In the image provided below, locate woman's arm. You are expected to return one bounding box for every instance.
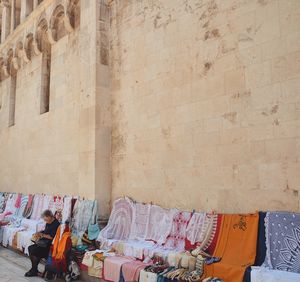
[40,234,53,240]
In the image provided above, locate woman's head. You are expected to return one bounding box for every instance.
[41,209,54,224]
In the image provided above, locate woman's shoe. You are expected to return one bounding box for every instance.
[25,270,38,277]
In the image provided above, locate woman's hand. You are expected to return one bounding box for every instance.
[40,234,53,240]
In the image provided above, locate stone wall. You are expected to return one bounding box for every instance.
[110,0,300,212]
[0,0,112,218]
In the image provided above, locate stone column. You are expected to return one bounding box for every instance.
[33,0,38,9]
[10,0,15,32]
[1,0,11,43]
[21,0,33,22]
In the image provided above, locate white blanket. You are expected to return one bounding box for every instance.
[251,266,300,282]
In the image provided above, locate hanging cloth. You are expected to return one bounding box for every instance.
[203,213,259,282]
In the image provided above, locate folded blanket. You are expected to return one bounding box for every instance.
[122,260,150,282]
[103,256,135,282]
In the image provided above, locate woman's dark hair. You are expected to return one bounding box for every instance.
[41,209,54,218]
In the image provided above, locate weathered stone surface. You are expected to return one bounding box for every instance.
[110,0,300,212]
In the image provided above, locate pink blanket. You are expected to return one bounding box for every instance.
[122,261,149,282]
[104,256,134,282]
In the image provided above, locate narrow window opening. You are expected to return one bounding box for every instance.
[9,75,17,127]
[15,0,21,28]
[26,0,34,17]
[40,48,51,114]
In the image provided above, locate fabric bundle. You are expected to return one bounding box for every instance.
[203,213,259,282]
[98,197,133,242]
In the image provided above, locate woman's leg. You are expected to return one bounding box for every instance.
[25,245,41,276]
[29,254,41,273]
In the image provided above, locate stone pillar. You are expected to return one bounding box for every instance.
[95,0,111,220]
[10,0,15,32]
[33,0,38,9]
[1,0,11,43]
[21,0,33,22]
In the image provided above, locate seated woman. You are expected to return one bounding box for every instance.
[25,209,60,277]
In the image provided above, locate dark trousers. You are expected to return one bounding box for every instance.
[28,244,50,272]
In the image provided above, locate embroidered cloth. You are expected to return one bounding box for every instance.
[146,205,175,245]
[98,197,133,241]
[164,210,191,251]
[263,212,300,273]
[130,202,151,241]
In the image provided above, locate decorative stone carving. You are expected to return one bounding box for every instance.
[0,0,80,79]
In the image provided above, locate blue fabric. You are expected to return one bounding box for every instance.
[255,212,267,266]
[243,212,266,282]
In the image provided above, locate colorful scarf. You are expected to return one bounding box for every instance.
[263,212,300,273]
[203,213,259,282]
[51,224,72,272]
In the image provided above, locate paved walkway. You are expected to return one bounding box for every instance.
[0,247,92,282]
[0,246,46,282]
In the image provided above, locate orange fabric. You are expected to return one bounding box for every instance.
[52,225,71,260]
[203,213,259,282]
